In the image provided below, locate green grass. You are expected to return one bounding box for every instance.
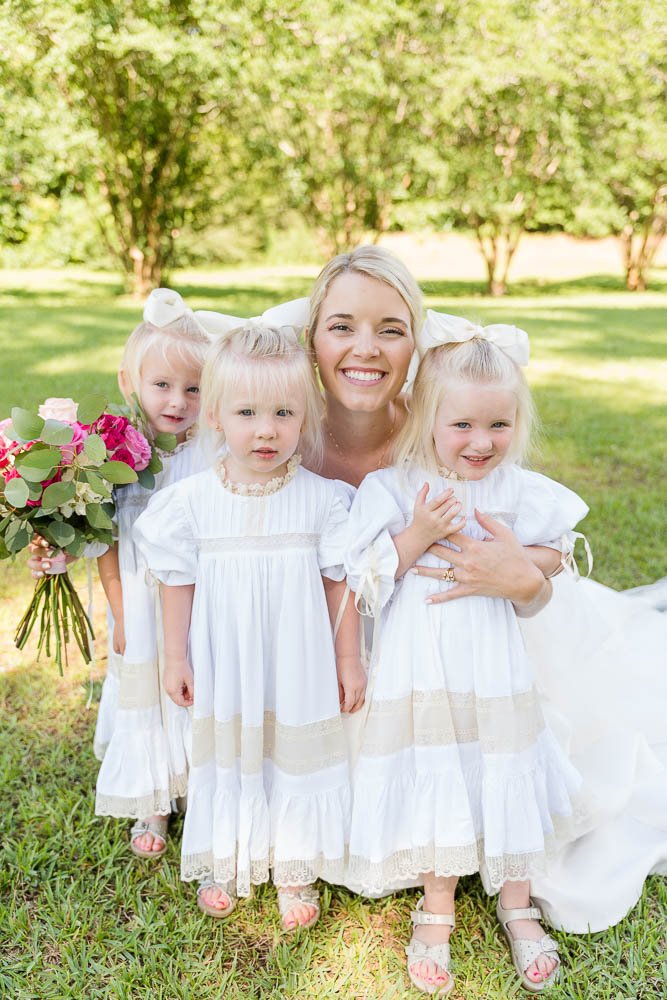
[1,267,666,998]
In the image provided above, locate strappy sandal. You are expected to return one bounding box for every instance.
[277,885,320,931]
[405,897,455,996]
[196,878,238,920]
[129,817,169,859]
[496,897,561,993]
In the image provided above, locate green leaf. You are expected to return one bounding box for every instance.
[99,461,138,485]
[40,419,74,446]
[47,521,76,547]
[4,477,30,508]
[6,526,30,553]
[14,448,60,482]
[83,470,112,499]
[83,434,107,465]
[41,481,76,509]
[64,528,87,556]
[136,468,156,490]
[77,394,107,425]
[10,408,44,442]
[152,432,177,452]
[27,482,43,501]
[85,503,114,530]
[147,452,164,474]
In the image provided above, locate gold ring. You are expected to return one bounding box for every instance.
[441,567,455,583]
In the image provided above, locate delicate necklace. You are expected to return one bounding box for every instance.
[325,407,397,471]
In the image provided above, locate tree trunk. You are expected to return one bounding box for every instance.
[129,246,162,298]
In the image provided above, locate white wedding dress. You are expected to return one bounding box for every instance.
[519,574,667,931]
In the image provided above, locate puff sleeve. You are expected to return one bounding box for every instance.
[513,470,589,551]
[133,484,198,586]
[344,471,405,616]
[318,480,356,581]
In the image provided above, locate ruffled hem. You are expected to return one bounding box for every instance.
[181,850,347,896]
[95,770,189,818]
[182,775,351,896]
[345,807,585,896]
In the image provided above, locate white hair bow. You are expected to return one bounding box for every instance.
[144,288,194,328]
[418,310,530,367]
[194,297,311,337]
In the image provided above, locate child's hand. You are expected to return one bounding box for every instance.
[337,655,367,714]
[27,535,75,579]
[112,619,126,656]
[411,484,464,546]
[164,657,194,707]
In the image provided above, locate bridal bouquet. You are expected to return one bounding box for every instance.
[0,395,175,673]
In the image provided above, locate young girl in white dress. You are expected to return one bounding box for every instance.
[345,312,589,994]
[133,323,364,930]
[94,289,212,859]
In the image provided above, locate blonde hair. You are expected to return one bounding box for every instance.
[393,338,538,473]
[120,315,212,421]
[306,245,423,350]
[200,323,324,467]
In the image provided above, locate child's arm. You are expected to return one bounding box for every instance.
[97,545,125,655]
[161,583,195,707]
[392,484,463,579]
[324,577,366,714]
[525,545,563,578]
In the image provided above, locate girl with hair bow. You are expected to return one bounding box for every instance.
[343,312,591,994]
[91,289,213,859]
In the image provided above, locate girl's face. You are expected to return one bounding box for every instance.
[137,345,201,443]
[312,271,414,413]
[433,382,517,480]
[211,385,306,485]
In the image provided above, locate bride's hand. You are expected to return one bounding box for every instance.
[411,510,551,615]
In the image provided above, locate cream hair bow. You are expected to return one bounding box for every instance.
[418,310,530,367]
[194,297,311,337]
[143,287,203,330]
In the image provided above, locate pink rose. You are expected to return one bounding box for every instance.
[60,421,88,463]
[93,414,151,471]
[0,419,21,472]
[39,398,79,423]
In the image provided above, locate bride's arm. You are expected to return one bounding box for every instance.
[411,510,553,617]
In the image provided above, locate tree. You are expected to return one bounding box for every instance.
[559,0,667,291]
[13,1,255,294]
[244,0,445,255]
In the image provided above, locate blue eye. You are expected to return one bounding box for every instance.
[187,386,200,394]
[276,408,293,417]
[492,421,509,429]
[454,422,470,429]
[239,408,254,416]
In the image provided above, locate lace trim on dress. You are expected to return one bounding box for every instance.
[95,770,188,820]
[216,454,301,496]
[181,849,347,897]
[360,688,545,757]
[198,533,320,554]
[346,819,583,895]
[190,711,346,774]
[437,465,467,482]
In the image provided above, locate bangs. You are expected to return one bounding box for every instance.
[120,318,212,405]
[224,351,309,409]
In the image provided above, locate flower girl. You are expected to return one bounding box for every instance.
[134,322,363,930]
[93,290,212,857]
[345,313,589,994]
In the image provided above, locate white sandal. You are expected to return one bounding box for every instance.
[277,885,320,931]
[129,817,168,859]
[496,897,560,992]
[196,878,238,919]
[405,897,455,996]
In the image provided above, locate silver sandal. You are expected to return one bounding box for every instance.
[405,897,455,996]
[277,885,320,931]
[496,897,560,992]
[196,878,238,920]
[129,817,168,859]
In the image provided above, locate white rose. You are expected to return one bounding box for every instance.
[38,397,78,423]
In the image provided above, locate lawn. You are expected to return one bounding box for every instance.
[0,268,666,999]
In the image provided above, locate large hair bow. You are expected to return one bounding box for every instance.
[194,297,311,337]
[418,310,530,367]
[144,287,202,329]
